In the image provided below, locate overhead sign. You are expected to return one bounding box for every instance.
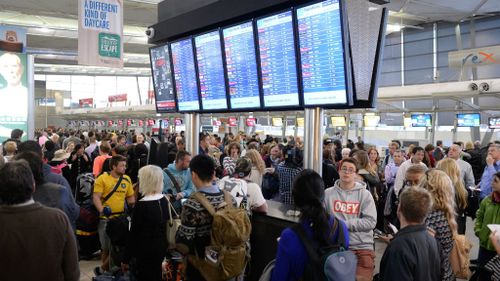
[0,26,27,53]
[228,117,238,127]
[79,98,94,107]
[449,46,500,68]
[0,51,28,142]
[108,93,127,102]
[246,118,256,127]
[78,0,123,68]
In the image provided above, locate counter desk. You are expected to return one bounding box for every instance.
[247,200,299,281]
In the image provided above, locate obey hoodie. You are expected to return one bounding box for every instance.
[324,180,377,250]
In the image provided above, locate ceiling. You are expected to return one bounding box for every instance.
[0,0,499,76]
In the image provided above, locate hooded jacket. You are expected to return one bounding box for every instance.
[324,180,377,250]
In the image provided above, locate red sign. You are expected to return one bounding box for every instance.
[108,94,127,103]
[138,120,144,127]
[148,90,155,99]
[127,119,133,126]
[117,120,123,126]
[228,117,237,127]
[175,118,182,126]
[79,98,93,108]
[147,119,155,126]
[246,118,256,127]
[107,120,114,126]
[212,120,221,126]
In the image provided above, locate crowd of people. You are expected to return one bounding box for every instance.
[1,126,500,281]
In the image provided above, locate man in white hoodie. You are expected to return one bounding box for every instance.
[324,158,377,281]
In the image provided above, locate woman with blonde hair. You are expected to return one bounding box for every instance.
[419,169,457,281]
[245,149,266,186]
[122,165,168,281]
[436,158,468,234]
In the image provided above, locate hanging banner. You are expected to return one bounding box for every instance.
[0,51,28,142]
[449,45,500,68]
[138,120,144,127]
[174,118,182,126]
[0,26,27,53]
[78,0,123,68]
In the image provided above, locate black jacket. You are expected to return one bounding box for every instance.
[379,224,441,281]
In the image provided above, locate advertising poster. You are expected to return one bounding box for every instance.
[0,26,27,53]
[0,51,28,142]
[78,0,123,67]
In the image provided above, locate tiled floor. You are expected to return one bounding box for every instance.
[79,257,100,281]
[79,218,480,280]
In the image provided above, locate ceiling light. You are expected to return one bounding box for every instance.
[39,27,51,33]
[386,23,402,34]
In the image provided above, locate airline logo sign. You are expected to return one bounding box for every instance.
[78,0,123,67]
[449,46,499,68]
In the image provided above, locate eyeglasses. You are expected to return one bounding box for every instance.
[340,167,356,174]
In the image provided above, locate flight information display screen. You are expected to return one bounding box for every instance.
[150,45,176,112]
[411,114,432,127]
[223,22,261,110]
[194,30,228,111]
[257,10,300,108]
[170,38,200,112]
[297,0,348,107]
[457,113,480,127]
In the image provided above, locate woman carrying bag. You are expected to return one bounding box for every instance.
[122,165,169,281]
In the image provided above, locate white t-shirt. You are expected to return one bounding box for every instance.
[218,176,266,213]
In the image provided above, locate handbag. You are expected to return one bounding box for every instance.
[166,196,181,247]
[450,234,472,279]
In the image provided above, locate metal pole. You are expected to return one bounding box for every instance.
[185,113,200,155]
[27,55,35,140]
[303,107,323,174]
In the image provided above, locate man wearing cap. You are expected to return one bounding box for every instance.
[218,157,267,214]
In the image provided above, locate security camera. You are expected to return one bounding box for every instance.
[468,83,478,91]
[480,82,490,92]
[145,27,155,39]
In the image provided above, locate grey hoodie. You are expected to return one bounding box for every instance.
[324,179,377,250]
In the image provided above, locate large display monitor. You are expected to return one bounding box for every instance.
[222,21,262,110]
[457,113,480,127]
[296,0,350,107]
[488,117,500,129]
[149,44,177,112]
[411,114,432,127]
[256,10,300,109]
[194,30,228,111]
[170,38,200,112]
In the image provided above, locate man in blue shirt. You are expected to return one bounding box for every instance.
[163,150,194,210]
[480,143,500,199]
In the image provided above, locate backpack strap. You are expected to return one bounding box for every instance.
[192,192,216,216]
[222,190,234,208]
[291,224,320,262]
[192,190,233,217]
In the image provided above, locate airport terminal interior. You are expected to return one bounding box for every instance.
[1,0,500,280]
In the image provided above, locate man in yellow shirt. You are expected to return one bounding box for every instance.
[92,155,135,275]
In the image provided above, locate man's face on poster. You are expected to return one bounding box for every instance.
[0,53,23,87]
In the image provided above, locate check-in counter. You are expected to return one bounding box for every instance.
[247,200,299,281]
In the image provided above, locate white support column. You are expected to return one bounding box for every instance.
[303,107,324,174]
[185,113,200,155]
